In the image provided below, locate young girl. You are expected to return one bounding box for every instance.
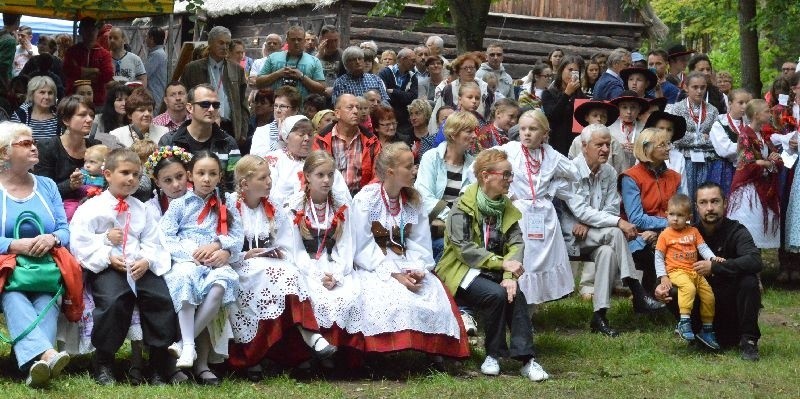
[285,151,360,358]
[351,142,468,362]
[143,146,191,222]
[160,151,243,385]
[227,154,335,378]
[433,82,487,148]
[709,89,752,196]
[499,110,577,304]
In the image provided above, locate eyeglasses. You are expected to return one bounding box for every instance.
[655,143,673,150]
[192,101,221,109]
[538,74,554,79]
[11,139,35,148]
[486,170,513,180]
[274,104,293,111]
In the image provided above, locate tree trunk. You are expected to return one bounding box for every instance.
[738,0,761,96]
[448,0,492,52]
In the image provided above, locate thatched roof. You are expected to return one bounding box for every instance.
[189,0,339,18]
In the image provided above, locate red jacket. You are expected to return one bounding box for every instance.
[620,162,681,219]
[0,247,84,322]
[62,43,113,106]
[313,123,381,193]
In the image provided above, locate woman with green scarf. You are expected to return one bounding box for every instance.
[436,148,549,382]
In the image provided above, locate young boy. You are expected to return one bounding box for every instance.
[477,98,519,150]
[69,148,179,385]
[655,194,724,350]
[609,90,649,172]
[568,100,626,174]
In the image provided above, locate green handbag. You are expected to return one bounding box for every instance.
[5,211,62,294]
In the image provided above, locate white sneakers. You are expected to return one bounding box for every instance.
[520,359,549,382]
[26,360,50,388]
[480,356,500,376]
[461,311,478,336]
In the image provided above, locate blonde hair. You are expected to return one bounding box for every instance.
[129,140,155,163]
[299,150,344,241]
[519,109,550,132]
[85,144,110,162]
[374,142,420,205]
[667,193,692,214]
[407,99,432,122]
[234,154,268,192]
[473,148,509,187]
[0,122,33,154]
[458,81,481,97]
[443,111,478,143]
[745,99,768,121]
[633,127,671,163]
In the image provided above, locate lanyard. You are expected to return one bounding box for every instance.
[308,200,331,260]
[121,212,131,260]
[523,146,543,201]
[621,122,635,144]
[687,99,706,133]
[380,185,405,255]
[211,63,224,92]
[726,114,741,136]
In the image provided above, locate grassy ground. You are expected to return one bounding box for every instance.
[2,252,799,398]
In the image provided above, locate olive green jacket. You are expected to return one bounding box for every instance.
[435,183,524,295]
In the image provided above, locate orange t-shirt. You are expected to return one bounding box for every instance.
[655,226,706,273]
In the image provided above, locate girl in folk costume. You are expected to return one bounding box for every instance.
[351,142,469,361]
[665,71,721,203]
[264,115,350,207]
[159,151,243,385]
[709,89,753,196]
[143,146,191,221]
[226,155,335,379]
[285,151,363,355]
[727,99,784,249]
[779,73,800,283]
[608,91,649,172]
[497,109,577,304]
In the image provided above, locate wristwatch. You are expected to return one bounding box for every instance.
[51,233,62,247]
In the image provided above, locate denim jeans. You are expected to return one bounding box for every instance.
[1,291,58,370]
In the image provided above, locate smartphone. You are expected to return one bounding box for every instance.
[571,71,580,81]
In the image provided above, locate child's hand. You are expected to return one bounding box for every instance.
[193,242,222,263]
[204,249,231,267]
[321,273,337,290]
[659,276,672,291]
[106,228,124,246]
[109,255,127,273]
[130,259,150,280]
[244,248,266,260]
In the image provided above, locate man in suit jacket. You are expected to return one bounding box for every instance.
[180,26,249,143]
[592,48,631,101]
[378,47,418,136]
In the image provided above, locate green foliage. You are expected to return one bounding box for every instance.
[368,0,451,29]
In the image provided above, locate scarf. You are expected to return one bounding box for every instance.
[476,187,506,227]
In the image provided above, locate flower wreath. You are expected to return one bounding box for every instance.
[144,146,193,178]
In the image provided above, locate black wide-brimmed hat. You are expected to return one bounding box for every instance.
[667,44,694,60]
[645,111,687,143]
[574,101,619,127]
[609,90,650,110]
[620,67,658,92]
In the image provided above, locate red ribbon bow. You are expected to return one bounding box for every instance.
[236,197,275,221]
[114,197,129,215]
[86,186,103,198]
[198,195,228,235]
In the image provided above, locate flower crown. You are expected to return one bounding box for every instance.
[144,146,192,178]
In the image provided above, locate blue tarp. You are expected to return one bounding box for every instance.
[1,15,74,36]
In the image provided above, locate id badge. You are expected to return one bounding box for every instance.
[690,150,705,163]
[526,208,545,240]
[394,259,419,273]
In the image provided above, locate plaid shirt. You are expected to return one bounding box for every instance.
[153,111,191,132]
[331,72,390,105]
[331,125,364,194]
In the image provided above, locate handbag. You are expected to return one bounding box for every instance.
[5,211,63,294]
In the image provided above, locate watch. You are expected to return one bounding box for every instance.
[51,233,62,247]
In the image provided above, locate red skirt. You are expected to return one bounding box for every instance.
[227,295,320,368]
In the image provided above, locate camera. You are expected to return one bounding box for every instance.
[279,77,298,87]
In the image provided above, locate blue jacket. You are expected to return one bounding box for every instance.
[593,71,624,101]
[413,141,476,220]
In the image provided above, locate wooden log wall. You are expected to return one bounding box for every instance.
[212,0,648,79]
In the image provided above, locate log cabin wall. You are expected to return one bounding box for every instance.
[211,0,647,79]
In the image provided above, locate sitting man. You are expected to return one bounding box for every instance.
[655,182,763,360]
[561,123,665,337]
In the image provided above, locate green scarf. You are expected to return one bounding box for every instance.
[476,187,506,227]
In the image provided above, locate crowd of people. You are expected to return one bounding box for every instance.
[1,11,797,389]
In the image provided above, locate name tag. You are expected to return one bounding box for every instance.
[526,208,545,240]
[690,150,705,163]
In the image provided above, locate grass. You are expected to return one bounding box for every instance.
[2,251,799,398]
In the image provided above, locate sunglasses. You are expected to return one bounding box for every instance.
[11,139,36,148]
[192,101,221,109]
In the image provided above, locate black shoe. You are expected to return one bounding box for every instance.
[151,369,190,386]
[94,364,115,386]
[127,366,144,386]
[740,338,760,361]
[194,369,220,386]
[246,365,264,383]
[590,313,619,337]
[632,295,666,313]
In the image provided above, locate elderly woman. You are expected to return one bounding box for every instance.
[619,127,682,292]
[430,52,494,133]
[350,142,468,364]
[251,85,301,157]
[264,115,350,207]
[109,88,169,147]
[33,95,99,219]
[666,71,721,203]
[10,76,61,141]
[436,149,548,381]
[415,111,477,262]
[407,98,435,160]
[542,55,587,155]
[0,122,72,388]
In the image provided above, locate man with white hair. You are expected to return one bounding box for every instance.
[332,46,389,105]
[425,35,449,66]
[560,124,664,337]
[592,48,631,101]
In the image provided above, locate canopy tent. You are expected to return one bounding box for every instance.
[13,16,74,35]
[0,0,174,20]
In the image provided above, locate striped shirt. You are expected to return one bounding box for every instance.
[443,162,463,206]
[331,125,363,195]
[10,103,60,141]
